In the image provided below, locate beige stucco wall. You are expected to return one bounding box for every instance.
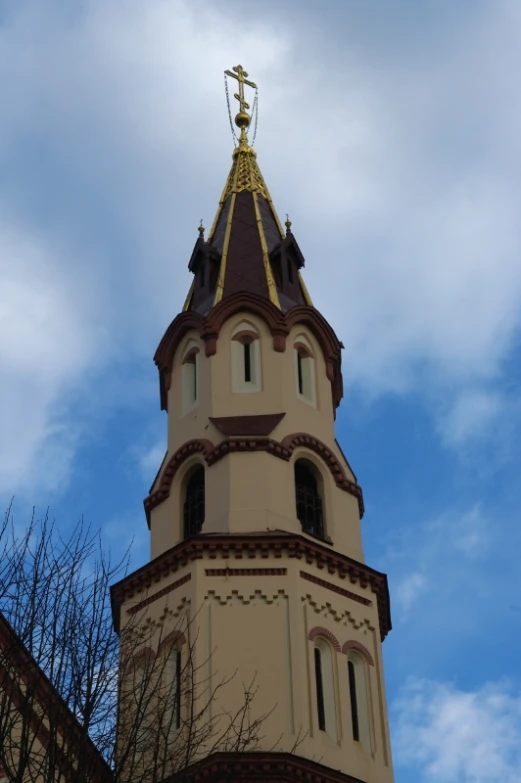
[150,313,363,563]
[118,551,393,783]
[134,308,393,782]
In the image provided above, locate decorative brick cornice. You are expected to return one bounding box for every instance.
[110,533,391,641]
[205,568,287,576]
[165,751,370,783]
[127,573,192,616]
[144,432,364,527]
[154,292,343,412]
[308,626,341,651]
[300,571,371,607]
[342,640,375,666]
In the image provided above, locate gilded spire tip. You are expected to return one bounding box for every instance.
[225,64,257,147]
[285,214,292,235]
[198,219,205,239]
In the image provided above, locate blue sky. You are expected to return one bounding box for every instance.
[1,1,521,780]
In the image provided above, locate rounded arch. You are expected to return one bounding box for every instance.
[231,318,261,343]
[294,457,326,538]
[158,630,187,655]
[143,440,213,528]
[203,292,288,355]
[307,626,341,652]
[294,335,314,358]
[342,640,375,666]
[282,433,364,517]
[182,464,205,539]
[180,337,201,363]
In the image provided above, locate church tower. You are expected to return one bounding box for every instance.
[112,66,394,783]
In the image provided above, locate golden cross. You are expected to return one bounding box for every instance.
[225,64,257,114]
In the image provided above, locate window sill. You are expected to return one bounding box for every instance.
[303,530,334,546]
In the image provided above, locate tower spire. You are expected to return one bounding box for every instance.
[184,65,312,315]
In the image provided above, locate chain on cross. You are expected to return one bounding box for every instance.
[224,65,257,115]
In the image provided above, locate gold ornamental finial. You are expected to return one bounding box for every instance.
[198,219,205,239]
[225,64,257,143]
[285,214,292,235]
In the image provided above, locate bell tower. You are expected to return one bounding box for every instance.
[112,66,394,783]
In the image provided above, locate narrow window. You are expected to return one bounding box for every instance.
[294,341,316,406]
[295,460,324,538]
[244,341,252,383]
[183,467,205,538]
[314,647,326,731]
[200,263,205,289]
[313,637,337,739]
[287,257,294,284]
[232,322,261,393]
[182,344,199,414]
[175,650,181,729]
[297,351,304,395]
[348,660,360,741]
[188,354,197,400]
[164,648,182,733]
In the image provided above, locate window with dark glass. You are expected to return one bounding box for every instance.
[183,467,205,538]
[295,460,324,538]
[297,351,304,395]
[314,647,326,731]
[200,263,205,288]
[175,650,181,729]
[348,660,360,742]
[243,340,252,383]
[287,257,294,284]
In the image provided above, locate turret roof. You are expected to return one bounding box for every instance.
[183,67,313,315]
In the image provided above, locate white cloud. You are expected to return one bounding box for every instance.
[1,0,521,489]
[138,442,166,484]
[393,678,521,783]
[0,215,103,493]
[394,572,427,616]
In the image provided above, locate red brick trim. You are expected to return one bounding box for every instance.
[308,626,341,652]
[169,750,369,783]
[111,533,391,640]
[294,341,313,357]
[231,330,259,343]
[282,434,364,516]
[182,346,199,364]
[144,440,213,527]
[130,646,155,665]
[209,413,285,437]
[342,640,375,666]
[158,630,187,654]
[300,571,372,607]
[205,568,287,576]
[127,573,191,615]
[144,432,364,525]
[154,292,343,412]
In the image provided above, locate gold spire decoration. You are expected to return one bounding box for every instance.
[224,65,256,146]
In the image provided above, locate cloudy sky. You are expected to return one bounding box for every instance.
[1,1,521,780]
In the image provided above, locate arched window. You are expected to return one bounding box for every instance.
[231,321,262,393]
[181,341,200,414]
[348,652,371,750]
[164,646,182,733]
[294,338,316,406]
[313,638,337,739]
[183,467,205,538]
[295,459,324,538]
